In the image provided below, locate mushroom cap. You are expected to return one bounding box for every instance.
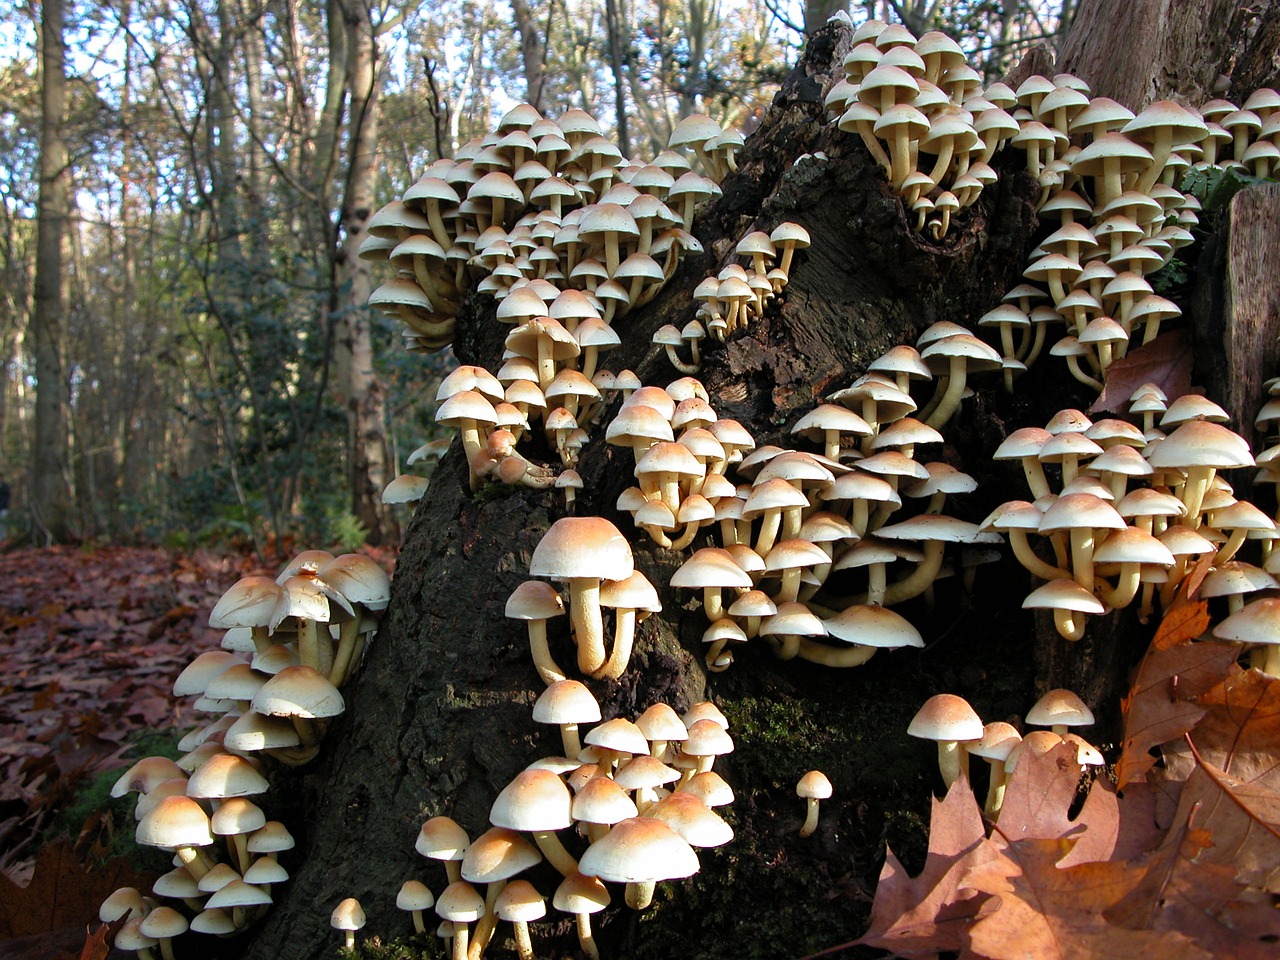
[1025,688,1095,728]
[647,791,733,847]
[554,872,611,914]
[532,679,602,725]
[1213,597,1280,646]
[1022,578,1107,614]
[577,817,700,883]
[490,768,573,832]
[136,795,213,849]
[331,897,367,932]
[907,693,983,742]
[966,721,1023,762]
[461,827,543,883]
[416,816,470,861]
[251,665,344,719]
[796,769,833,800]
[495,879,546,923]
[397,880,435,911]
[1145,419,1254,470]
[436,880,486,923]
[186,752,269,799]
[506,580,566,620]
[208,577,282,631]
[530,517,634,583]
[823,603,926,649]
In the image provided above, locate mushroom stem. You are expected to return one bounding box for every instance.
[569,580,607,674]
[923,356,969,429]
[624,880,657,910]
[575,913,601,960]
[469,883,504,960]
[1009,530,1072,581]
[799,797,822,837]
[533,830,580,877]
[983,762,1009,818]
[596,609,635,680]
[528,621,568,686]
[937,740,969,788]
[329,618,361,688]
[795,639,877,668]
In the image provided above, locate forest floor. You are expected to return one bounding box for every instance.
[0,544,394,960]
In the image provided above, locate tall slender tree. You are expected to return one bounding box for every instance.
[30,0,71,542]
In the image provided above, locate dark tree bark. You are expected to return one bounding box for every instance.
[30,0,71,543]
[242,5,1271,959]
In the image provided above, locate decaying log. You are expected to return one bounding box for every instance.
[1193,183,1280,473]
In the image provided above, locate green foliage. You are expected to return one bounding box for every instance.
[44,730,183,871]
[329,510,371,552]
[1181,164,1271,213]
[341,934,438,960]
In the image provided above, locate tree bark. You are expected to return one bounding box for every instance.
[510,0,549,110]
[30,0,72,543]
[333,0,396,547]
[1056,0,1272,108]
[243,5,1264,959]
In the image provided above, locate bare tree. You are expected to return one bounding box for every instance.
[30,0,71,542]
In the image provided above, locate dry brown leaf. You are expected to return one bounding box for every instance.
[1105,806,1280,959]
[1091,330,1194,415]
[854,777,998,956]
[0,838,156,939]
[1115,623,1238,789]
[960,837,1212,960]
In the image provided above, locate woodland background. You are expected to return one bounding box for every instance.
[7,1,1279,960]
[0,0,1070,552]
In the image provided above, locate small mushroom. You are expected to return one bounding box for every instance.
[330,897,366,951]
[796,770,833,837]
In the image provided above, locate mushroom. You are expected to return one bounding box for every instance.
[505,580,568,686]
[397,880,435,934]
[796,770,833,837]
[553,873,609,960]
[331,897,366,951]
[529,517,635,674]
[577,816,700,910]
[907,693,984,788]
[494,880,545,960]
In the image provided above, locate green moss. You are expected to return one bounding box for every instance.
[340,934,438,960]
[44,729,185,870]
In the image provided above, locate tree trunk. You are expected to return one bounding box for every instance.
[30,0,71,543]
[333,0,396,547]
[510,0,549,110]
[242,4,1271,959]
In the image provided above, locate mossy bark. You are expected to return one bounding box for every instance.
[242,8,1275,960]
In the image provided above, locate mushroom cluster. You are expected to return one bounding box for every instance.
[406,687,734,960]
[909,688,1099,819]
[596,359,1001,671]
[365,102,732,353]
[656,221,811,366]
[823,22,1280,396]
[99,550,390,953]
[969,81,1279,391]
[986,398,1266,638]
[826,21,1015,237]
[363,103,748,496]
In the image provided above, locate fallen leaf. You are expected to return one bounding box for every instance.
[853,777,998,956]
[1091,330,1194,415]
[960,836,1212,960]
[0,835,156,938]
[1105,804,1280,959]
[1115,617,1238,790]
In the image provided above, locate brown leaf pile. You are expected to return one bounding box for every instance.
[0,547,255,883]
[851,596,1280,959]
